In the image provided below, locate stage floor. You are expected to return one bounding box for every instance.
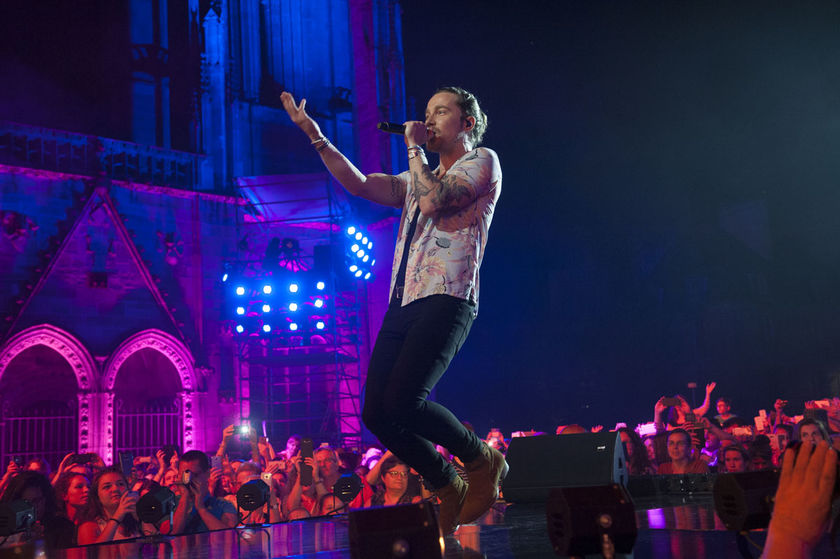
[51,497,833,558]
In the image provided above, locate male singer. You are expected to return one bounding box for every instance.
[280,87,504,534]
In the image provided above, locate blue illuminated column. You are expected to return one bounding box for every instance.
[130,0,171,147]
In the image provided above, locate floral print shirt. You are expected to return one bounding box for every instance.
[389,147,502,314]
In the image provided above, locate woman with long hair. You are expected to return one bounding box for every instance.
[53,472,90,546]
[618,427,655,476]
[77,467,140,545]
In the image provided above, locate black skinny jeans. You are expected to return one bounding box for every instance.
[362,294,484,490]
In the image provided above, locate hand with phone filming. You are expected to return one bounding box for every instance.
[114,491,139,522]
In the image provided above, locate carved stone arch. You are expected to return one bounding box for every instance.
[0,324,96,452]
[103,329,196,392]
[0,324,96,390]
[102,330,198,460]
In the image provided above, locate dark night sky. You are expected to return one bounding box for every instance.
[5,0,840,437]
[401,0,840,434]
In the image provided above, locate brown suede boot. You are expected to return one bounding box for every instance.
[436,474,468,535]
[460,442,509,524]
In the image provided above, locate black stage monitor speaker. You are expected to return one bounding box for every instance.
[502,432,628,503]
[546,484,637,556]
[713,470,779,532]
[348,502,443,559]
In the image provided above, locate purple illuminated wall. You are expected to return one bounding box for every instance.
[0,0,407,465]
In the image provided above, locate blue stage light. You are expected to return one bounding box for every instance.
[263,324,271,333]
[235,324,244,333]
[314,298,324,308]
[289,283,299,293]
[262,304,270,313]
[289,303,298,312]
[236,286,246,296]
[263,285,272,294]
[290,323,298,331]
[316,281,326,290]
[316,321,325,330]
[364,272,371,280]
[236,306,245,315]
[343,224,374,281]
[222,273,229,282]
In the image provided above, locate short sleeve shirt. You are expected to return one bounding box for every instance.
[390,147,502,313]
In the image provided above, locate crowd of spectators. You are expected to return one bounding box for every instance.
[1,383,838,554]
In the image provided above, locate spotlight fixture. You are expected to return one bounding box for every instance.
[137,486,176,524]
[0,500,35,536]
[236,480,270,512]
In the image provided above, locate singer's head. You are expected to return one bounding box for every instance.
[431,86,487,148]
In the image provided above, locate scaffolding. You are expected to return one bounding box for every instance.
[231,173,366,449]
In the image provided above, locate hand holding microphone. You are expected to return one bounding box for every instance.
[378,121,429,148]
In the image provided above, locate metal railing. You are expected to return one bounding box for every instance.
[114,399,183,460]
[0,403,78,471]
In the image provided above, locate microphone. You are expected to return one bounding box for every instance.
[377,122,406,135]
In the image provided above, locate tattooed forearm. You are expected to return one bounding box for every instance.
[434,176,472,210]
[412,165,472,212]
[411,167,435,204]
